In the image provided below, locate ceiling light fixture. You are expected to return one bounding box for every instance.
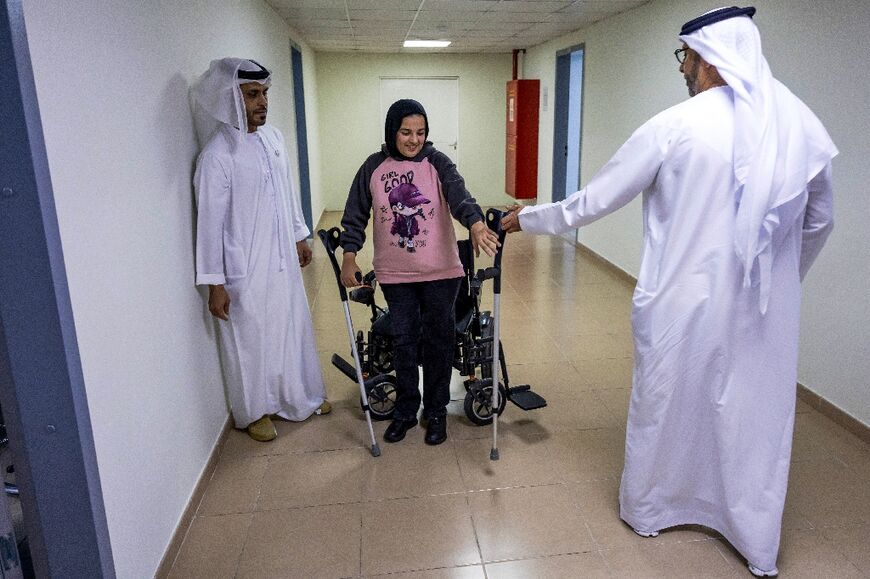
[403,40,451,48]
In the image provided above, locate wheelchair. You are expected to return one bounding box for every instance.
[318,210,546,425]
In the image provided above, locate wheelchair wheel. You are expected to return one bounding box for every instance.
[370,344,394,375]
[464,381,507,426]
[364,375,397,421]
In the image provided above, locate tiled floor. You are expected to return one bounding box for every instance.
[168,212,870,578]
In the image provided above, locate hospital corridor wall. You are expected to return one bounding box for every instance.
[19,0,322,576]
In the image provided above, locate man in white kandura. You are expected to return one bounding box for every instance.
[192,58,330,442]
[502,7,836,577]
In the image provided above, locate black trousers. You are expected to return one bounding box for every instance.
[380,277,461,421]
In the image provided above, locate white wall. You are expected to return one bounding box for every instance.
[314,52,514,210]
[524,0,870,426]
[21,1,321,577]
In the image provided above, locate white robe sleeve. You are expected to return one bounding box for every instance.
[799,162,834,280]
[520,121,667,235]
[194,152,231,286]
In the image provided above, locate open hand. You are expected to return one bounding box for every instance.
[470,220,500,257]
[501,205,524,233]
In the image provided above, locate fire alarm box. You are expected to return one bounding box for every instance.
[505,79,540,200]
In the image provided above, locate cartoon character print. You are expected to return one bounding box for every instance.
[388,182,431,253]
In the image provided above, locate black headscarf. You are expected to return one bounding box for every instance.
[384,99,429,158]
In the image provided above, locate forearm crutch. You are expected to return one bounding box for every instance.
[485,209,508,461]
[317,228,381,457]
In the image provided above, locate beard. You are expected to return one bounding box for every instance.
[684,65,699,97]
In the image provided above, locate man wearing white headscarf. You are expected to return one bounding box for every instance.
[192,58,329,442]
[501,6,836,576]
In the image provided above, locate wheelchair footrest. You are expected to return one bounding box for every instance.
[507,385,547,411]
[331,354,358,382]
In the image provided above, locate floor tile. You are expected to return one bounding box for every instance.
[570,357,634,390]
[177,211,870,579]
[503,391,615,432]
[716,528,864,578]
[545,429,625,482]
[468,484,596,562]
[788,457,870,527]
[219,428,283,460]
[455,434,561,490]
[603,540,739,578]
[196,455,269,516]
[499,332,568,365]
[270,404,372,453]
[367,564,486,578]
[820,524,870,575]
[362,442,465,500]
[795,411,870,471]
[361,495,480,575]
[594,387,631,424]
[504,362,592,396]
[485,552,610,578]
[236,504,362,579]
[558,332,633,362]
[168,513,250,579]
[256,448,365,510]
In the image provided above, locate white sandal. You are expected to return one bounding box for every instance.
[747,563,778,577]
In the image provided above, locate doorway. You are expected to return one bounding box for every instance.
[1,1,114,576]
[379,77,460,167]
[551,44,585,203]
[290,42,313,235]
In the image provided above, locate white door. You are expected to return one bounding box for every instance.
[379,77,460,167]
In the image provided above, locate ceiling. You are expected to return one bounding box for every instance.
[266,0,650,53]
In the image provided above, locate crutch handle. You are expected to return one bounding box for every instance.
[317,227,349,301]
[484,209,507,294]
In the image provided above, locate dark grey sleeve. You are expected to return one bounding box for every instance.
[429,150,484,229]
[339,153,383,253]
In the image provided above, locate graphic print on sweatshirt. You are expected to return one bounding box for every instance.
[369,157,462,284]
[388,182,431,252]
[376,168,437,254]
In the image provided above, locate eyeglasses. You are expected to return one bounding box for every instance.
[674,47,689,64]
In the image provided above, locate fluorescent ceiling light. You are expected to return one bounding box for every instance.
[404,40,451,48]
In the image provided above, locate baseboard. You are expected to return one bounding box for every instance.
[574,241,870,445]
[153,414,232,579]
[574,242,640,287]
[797,384,870,445]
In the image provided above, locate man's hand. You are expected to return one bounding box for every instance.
[296,240,312,268]
[340,252,363,287]
[470,220,500,257]
[501,205,524,234]
[208,284,230,321]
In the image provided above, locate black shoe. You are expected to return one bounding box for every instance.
[424,415,447,445]
[384,417,418,443]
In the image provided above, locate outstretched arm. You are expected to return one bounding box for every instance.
[519,121,666,236]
